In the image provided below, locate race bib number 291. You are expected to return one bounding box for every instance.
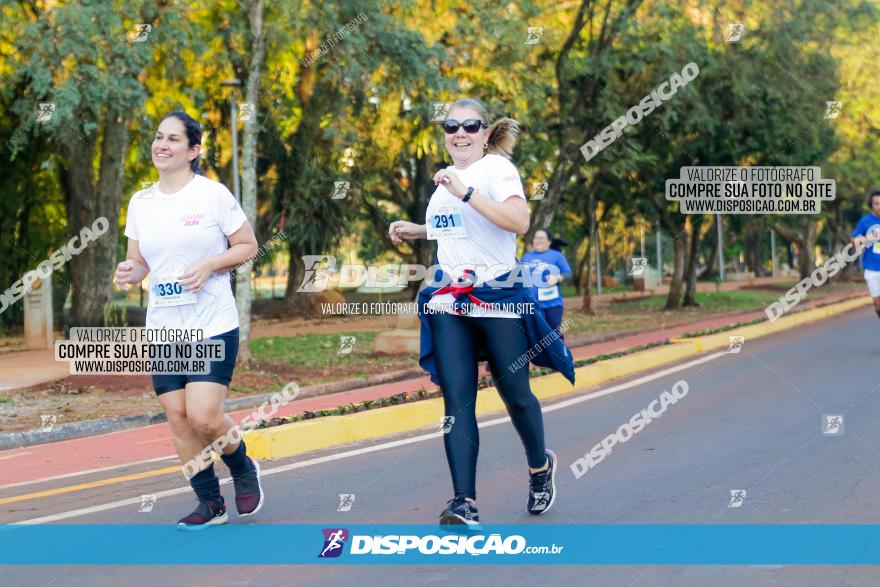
[427,206,467,240]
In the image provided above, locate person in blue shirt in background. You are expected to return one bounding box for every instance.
[851,190,880,318]
[522,228,572,338]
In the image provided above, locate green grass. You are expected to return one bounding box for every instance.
[559,284,630,297]
[679,317,767,338]
[614,289,782,311]
[251,331,408,369]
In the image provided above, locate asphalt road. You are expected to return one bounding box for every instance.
[3,305,880,585]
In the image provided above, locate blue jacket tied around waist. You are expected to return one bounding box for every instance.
[416,270,576,387]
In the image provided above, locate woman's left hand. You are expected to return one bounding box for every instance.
[432,169,467,199]
[178,258,216,293]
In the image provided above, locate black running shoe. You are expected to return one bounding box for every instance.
[177,499,228,530]
[439,496,482,530]
[527,449,557,515]
[233,457,264,517]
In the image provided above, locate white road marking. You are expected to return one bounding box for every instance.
[0,451,34,461]
[0,455,177,491]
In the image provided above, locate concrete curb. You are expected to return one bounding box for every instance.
[0,412,169,452]
[243,296,871,460]
[0,367,424,450]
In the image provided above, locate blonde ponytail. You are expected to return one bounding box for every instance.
[486,117,521,160]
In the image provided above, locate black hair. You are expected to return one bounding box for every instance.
[534,227,566,252]
[869,190,880,208]
[534,228,553,241]
[159,111,205,176]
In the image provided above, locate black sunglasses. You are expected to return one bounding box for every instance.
[443,118,487,134]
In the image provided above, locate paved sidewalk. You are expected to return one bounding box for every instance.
[0,288,862,487]
[0,349,69,392]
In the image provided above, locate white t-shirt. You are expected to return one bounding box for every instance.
[425,153,525,318]
[124,175,248,338]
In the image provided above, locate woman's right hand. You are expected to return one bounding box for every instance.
[114,260,135,290]
[388,220,424,243]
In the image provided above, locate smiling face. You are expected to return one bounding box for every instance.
[444,106,490,168]
[152,116,200,174]
[532,230,551,252]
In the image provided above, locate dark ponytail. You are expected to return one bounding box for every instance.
[536,227,567,252]
[160,111,206,176]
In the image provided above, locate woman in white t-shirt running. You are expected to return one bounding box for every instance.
[389,99,559,528]
[114,112,263,530]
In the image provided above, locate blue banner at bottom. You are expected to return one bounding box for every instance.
[0,524,878,565]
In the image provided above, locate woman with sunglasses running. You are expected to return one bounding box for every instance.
[389,98,575,528]
[115,111,264,529]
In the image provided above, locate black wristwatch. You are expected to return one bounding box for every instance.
[462,187,475,202]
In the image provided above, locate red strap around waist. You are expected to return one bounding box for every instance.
[430,271,490,313]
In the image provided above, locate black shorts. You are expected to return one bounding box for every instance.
[151,327,239,395]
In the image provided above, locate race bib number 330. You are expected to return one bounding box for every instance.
[151,279,196,308]
[427,206,467,240]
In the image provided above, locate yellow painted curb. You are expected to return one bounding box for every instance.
[244,295,871,461]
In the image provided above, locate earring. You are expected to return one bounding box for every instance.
[483,143,488,152]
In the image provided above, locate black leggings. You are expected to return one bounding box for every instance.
[428,311,547,500]
[540,305,565,341]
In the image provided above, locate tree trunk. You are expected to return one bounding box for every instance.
[533,0,644,236]
[665,233,686,309]
[405,155,435,300]
[52,278,69,332]
[682,215,702,306]
[649,193,685,310]
[797,221,818,278]
[284,242,316,314]
[569,234,587,294]
[581,191,596,315]
[235,0,266,364]
[64,109,129,327]
[746,225,760,274]
[276,72,332,314]
[580,242,594,315]
[528,156,576,241]
[772,220,818,279]
[2,192,34,328]
[703,216,718,279]
[829,204,860,278]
